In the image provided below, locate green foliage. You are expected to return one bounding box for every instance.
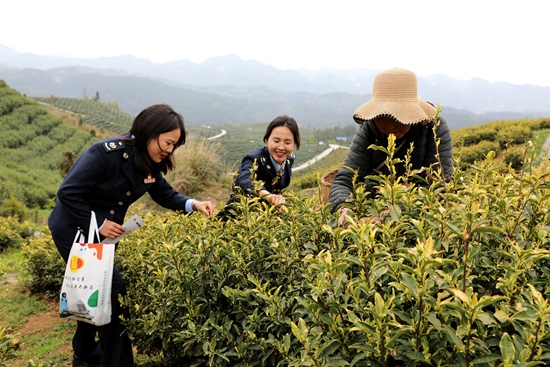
[26,360,44,367]
[20,134,550,365]
[34,96,134,134]
[117,197,335,366]
[0,217,34,251]
[0,327,18,367]
[452,118,549,149]
[495,125,531,148]
[0,196,26,220]
[504,149,525,170]
[291,171,321,190]
[20,229,65,295]
[0,82,97,208]
[114,140,550,366]
[455,140,500,166]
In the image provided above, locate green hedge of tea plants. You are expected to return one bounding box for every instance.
[23,141,550,366]
[116,149,550,366]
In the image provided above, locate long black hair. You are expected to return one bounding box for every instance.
[263,115,301,150]
[125,104,186,175]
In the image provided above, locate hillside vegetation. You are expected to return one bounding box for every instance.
[5,62,550,130]
[452,118,550,169]
[34,96,134,134]
[0,80,96,208]
[2,76,550,216]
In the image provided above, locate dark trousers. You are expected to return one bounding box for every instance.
[52,232,134,367]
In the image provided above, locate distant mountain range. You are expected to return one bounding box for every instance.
[1,44,549,129]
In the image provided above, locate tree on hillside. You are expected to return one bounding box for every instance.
[59,150,77,177]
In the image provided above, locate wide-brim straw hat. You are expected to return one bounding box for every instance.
[353,68,437,125]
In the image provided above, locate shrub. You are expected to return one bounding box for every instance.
[290,171,320,190]
[113,146,550,366]
[0,217,34,251]
[117,196,334,366]
[504,149,524,170]
[22,137,550,366]
[0,327,18,366]
[20,229,65,295]
[496,125,531,148]
[165,139,226,197]
[455,140,500,166]
[0,196,26,220]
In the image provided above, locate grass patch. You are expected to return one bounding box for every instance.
[13,322,74,366]
[0,294,47,328]
[0,247,29,284]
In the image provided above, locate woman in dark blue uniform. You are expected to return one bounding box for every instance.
[48,104,214,367]
[220,115,300,218]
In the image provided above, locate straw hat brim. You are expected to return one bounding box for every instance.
[353,97,437,125]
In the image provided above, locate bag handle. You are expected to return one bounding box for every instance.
[72,211,101,244]
[88,211,101,243]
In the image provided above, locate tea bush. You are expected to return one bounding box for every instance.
[495,125,531,148]
[20,228,65,295]
[22,138,550,366]
[0,327,18,366]
[0,216,35,251]
[114,142,550,366]
[454,140,500,166]
[452,118,550,149]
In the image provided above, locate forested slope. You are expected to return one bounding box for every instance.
[0,80,96,208]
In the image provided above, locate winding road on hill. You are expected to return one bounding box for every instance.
[207,129,227,140]
[293,144,349,171]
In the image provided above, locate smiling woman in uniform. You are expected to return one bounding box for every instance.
[218,115,301,220]
[48,103,214,367]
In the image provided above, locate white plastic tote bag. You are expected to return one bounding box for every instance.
[59,211,114,326]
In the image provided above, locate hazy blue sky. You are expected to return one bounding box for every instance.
[2,0,548,86]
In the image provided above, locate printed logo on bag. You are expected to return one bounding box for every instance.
[88,290,99,307]
[87,243,105,260]
[69,255,85,273]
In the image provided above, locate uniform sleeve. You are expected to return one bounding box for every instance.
[329,124,373,211]
[148,175,192,212]
[56,143,109,232]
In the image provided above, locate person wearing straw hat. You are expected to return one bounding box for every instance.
[328,67,453,224]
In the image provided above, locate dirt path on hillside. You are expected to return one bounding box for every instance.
[293,144,349,171]
[536,131,550,162]
[207,129,227,140]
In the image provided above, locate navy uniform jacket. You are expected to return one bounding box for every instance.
[226,146,294,205]
[48,133,191,258]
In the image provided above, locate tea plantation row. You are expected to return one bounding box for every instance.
[20,144,550,366]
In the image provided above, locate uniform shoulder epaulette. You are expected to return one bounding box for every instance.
[102,139,125,152]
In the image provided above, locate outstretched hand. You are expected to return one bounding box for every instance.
[194,200,214,217]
